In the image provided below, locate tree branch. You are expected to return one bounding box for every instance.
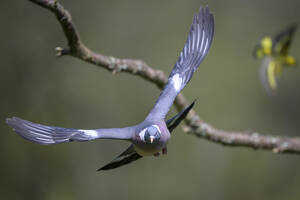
[28,0,300,154]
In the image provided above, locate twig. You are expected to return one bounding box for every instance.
[28,0,300,154]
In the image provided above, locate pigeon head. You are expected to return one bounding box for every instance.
[144,125,161,144]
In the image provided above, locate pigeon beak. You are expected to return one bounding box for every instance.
[150,136,155,144]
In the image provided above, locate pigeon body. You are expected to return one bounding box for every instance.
[132,120,170,156]
[98,101,195,171]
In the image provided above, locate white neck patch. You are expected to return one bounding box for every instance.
[139,128,147,142]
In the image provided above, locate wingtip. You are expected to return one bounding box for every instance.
[6,117,17,126]
[6,117,25,127]
[201,5,212,14]
[192,98,198,104]
[196,5,212,17]
[5,117,11,124]
[188,100,196,110]
[97,164,112,171]
[97,166,110,172]
[204,5,210,12]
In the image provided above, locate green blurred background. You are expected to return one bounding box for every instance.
[1,0,300,199]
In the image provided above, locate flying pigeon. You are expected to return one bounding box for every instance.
[6,6,214,170]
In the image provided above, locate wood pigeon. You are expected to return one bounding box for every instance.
[6,6,214,170]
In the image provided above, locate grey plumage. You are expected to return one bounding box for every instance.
[146,6,214,121]
[6,117,134,144]
[170,7,214,84]
[6,6,214,171]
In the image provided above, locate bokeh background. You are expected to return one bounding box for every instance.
[1,0,300,199]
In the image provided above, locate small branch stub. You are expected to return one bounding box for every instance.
[55,47,70,57]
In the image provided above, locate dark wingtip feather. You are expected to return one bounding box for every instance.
[97,152,142,171]
[166,100,196,133]
[191,98,197,106]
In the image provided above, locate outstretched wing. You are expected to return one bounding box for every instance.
[273,24,297,56]
[97,102,195,171]
[259,56,282,95]
[6,117,134,145]
[146,6,214,121]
